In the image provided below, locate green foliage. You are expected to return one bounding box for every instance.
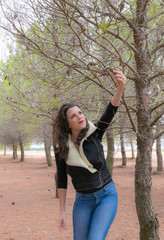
[99,19,108,32]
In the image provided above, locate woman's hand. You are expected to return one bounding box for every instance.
[111,68,126,106]
[58,189,67,231]
[113,68,126,91]
[58,211,68,231]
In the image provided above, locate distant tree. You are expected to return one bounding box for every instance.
[106,126,115,175]
[119,113,127,166]
[156,121,163,171]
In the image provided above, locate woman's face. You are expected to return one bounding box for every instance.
[66,106,86,133]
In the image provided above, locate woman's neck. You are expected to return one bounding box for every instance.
[71,130,80,140]
[71,131,80,145]
[71,134,78,143]
[71,133,80,149]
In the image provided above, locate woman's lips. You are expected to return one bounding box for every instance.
[79,120,84,124]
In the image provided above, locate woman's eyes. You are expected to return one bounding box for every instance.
[71,112,83,118]
[71,114,76,119]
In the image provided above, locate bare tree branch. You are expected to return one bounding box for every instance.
[148,10,164,22]
[151,100,164,112]
[153,130,164,141]
[150,109,164,127]
[151,42,164,55]
[148,72,164,81]
[105,0,137,32]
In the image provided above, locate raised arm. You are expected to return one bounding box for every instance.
[95,69,126,140]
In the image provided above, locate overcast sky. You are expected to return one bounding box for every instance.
[0,6,12,61]
[0,0,31,61]
[0,34,9,60]
[0,18,9,60]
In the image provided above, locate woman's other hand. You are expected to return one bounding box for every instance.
[111,68,126,106]
[58,212,68,231]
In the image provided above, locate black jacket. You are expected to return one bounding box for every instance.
[55,102,118,193]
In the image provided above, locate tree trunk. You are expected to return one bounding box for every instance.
[44,141,52,166]
[120,131,126,166]
[135,126,159,240]
[4,145,6,155]
[120,114,126,166]
[133,1,159,239]
[13,142,17,159]
[19,135,24,162]
[130,139,135,159]
[156,124,163,171]
[106,126,114,175]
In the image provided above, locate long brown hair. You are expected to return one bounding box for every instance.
[53,103,89,160]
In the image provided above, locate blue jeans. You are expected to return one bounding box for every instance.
[73,181,118,240]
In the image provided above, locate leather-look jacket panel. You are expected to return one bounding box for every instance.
[67,165,111,192]
[82,134,105,171]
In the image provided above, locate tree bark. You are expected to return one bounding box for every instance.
[156,137,163,171]
[106,126,114,175]
[4,145,6,155]
[120,114,126,166]
[120,133,126,166]
[44,141,52,166]
[130,139,135,159]
[134,1,159,239]
[156,123,163,171]
[19,135,24,162]
[135,126,159,240]
[13,142,17,159]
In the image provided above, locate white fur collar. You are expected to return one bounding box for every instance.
[67,120,97,173]
[86,120,97,137]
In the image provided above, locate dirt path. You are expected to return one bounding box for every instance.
[0,152,164,240]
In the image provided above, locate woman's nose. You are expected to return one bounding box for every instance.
[77,114,82,119]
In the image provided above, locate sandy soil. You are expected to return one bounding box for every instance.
[0,151,164,240]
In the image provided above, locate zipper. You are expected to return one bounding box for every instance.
[98,171,102,185]
[91,136,103,185]
[91,136,103,165]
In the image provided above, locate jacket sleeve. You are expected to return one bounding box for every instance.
[94,102,118,141]
[55,151,68,189]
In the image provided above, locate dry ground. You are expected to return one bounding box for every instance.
[0,151,164,240]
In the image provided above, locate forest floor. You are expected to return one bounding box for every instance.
[0,151,164,240]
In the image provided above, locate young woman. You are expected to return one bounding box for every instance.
[54,68,126,240]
